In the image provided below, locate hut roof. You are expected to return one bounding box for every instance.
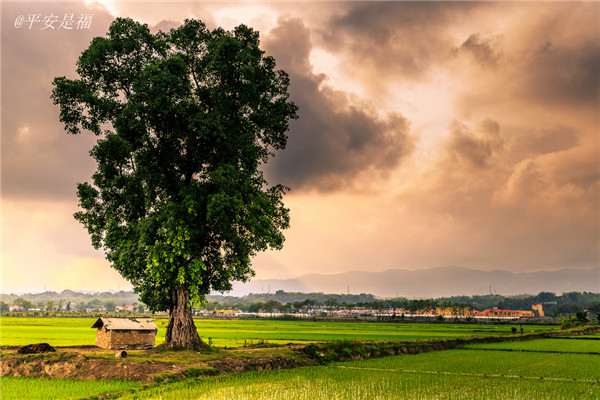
[91,317,158,331]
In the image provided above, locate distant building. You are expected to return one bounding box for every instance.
[475,308,535,319]
[488,309,522,318]
[435,307,472,317]
[532,304,544,317]
[91,317,158,349]
[214,309,237,316]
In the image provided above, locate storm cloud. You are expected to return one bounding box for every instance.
[2,1,598,292]
[314,2,484,95]
[458,33,503,68]
[264,18,415,192]
[1,2,114,200]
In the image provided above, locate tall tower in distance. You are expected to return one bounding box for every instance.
[532,304,544,317]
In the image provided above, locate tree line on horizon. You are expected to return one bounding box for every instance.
[2,290,599,319]
[203,291,600,318]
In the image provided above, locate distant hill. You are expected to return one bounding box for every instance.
[227,266,600,298]
[3,266,597,303]
[0,290,139,306]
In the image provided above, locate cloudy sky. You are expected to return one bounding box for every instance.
[2,1,599,293]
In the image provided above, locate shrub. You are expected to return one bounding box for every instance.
[183,367,218,378]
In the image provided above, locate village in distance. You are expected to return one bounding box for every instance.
[3,287,599,329]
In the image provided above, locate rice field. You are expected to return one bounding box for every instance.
[0,317,558,347]
[115,341,600,399]
[464,337,600,353]
[1,317,596,399]
[0,377,140,400]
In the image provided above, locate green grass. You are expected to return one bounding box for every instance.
[0,316,560,347]
[465,338,600,353]
[354,349,600,380]
[115,347,600,399]
[0,377,140,400]
[0,317,95,346]
[568,333,600,339]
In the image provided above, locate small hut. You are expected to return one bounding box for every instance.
[91,317,158,349]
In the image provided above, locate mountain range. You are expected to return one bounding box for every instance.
[227,266,599,298]
[4,266,597,301]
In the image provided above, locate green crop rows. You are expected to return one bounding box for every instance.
[116,341,600,399]
[5,343,598,400]
[464,338,600,353]
[1,377,140,400]
[0,317,558,347]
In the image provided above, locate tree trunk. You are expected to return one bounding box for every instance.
[164,284,204,349]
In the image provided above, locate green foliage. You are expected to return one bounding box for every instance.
[1,377,140,400]
[204,291,600,316]
[6,290,598,319]
[320,339,369,361]
[575,310,589,324]
[51,18,297,313]
[560,311,591,329]
[183,366,219,378]
[247,300,283,313]
[154,372,179,383]
[104,301,117,312]
[560,316,573,329]
[12,297,33,311]
[1,290,141,313]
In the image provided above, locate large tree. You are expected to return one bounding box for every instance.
[52,18,297,348]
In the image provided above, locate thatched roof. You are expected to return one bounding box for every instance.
[91,317,158,331]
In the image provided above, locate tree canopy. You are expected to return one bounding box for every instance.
[52,18,297,347]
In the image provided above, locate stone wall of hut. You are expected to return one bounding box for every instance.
[95,326,156,349]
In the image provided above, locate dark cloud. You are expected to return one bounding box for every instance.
[523,39,600,106]
[263,18,414,192]
[445,119,503,170]
[452,3,600,112]
[457,33,503,68]
[315,2,483,92]
[1,2,115,200]
[442,2,599,217]
[514,2,600,107]
[508,126,580,159]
